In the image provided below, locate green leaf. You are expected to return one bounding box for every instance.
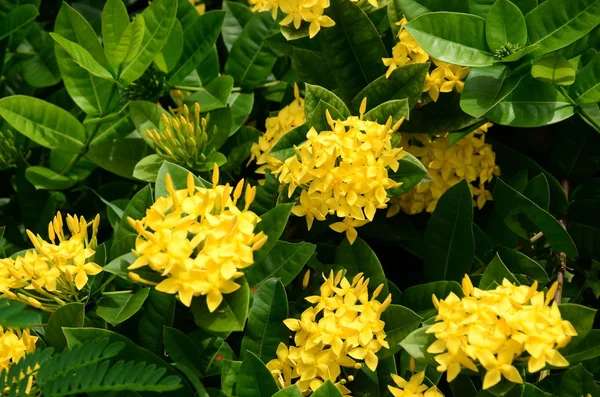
[250,170,280,215]
[523,173,550,211]
[246,241,314,288]
[221,125,260,171]
[320,0,387,100]
[405,12,494,67]
[163,326,204,372]
[133,154,164,182]
[0,5,38,40]
[110,185,153,259]
[399,326,437,365]
[222,1,252,51]
[25,166,77,190]
[155,161,209,199]
[387,152,430,197]
[531,55,577,86]
[155,19,183,73]
[0,95,86,153]
[558,303,596,345]
[96,288,150,326]
[0,298,42,328]
[50,33,114,80]
[185,75,234,112]
[468,0,537,18]
[192,277,250,333]
[138,289,176,353]
[252,204,294,265]
[205,106,233,153]
[479,253,520,289]
[561,330,600,364]
[487,76,574,127]
[46,303,85,352]
[224,11,278,90]
[273,386,303,397]
[423,180,475,282]
[336,237,389,296]
[228,92,254,135]
[168,11,225,85]
[460,64,528,118]
[240,279,289,361]
[54,3,117,116]
[236,352,279,397]
[379,305,422,358]
[525,0,600,58]
[190,333,235,376]
[363,99,409,125]
[570,52,600,104]
[129,100,170,147]
[101,0,130,67]
[309,100,345,133]
[89,108,136,147]
[496,246,549,284]
[120,0,177,85]
[558,364,600,397]
[312,381,344,397]
[494,178,578,258]
[304,84,351,121]
[113,15,146,72]
[485,0,527,51]
[221,360,242,395]
[87,138,154,179]
[401,281,463,313]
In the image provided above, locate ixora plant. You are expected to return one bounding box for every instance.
[0,0,599,395]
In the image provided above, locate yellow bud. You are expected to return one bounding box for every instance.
[161,113,171,127]
[212,163,220,186]
[194,102,201,114]
[347,375,354,382]
[187,172,195,195]
[409,356,415,373]
[293,83,300,100]
[128,272,159,286]
[302,269,311,289]
[359,97,367,119]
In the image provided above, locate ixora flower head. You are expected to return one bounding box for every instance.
[0,212,102,312]
[426,275,577,390]
[267,270,391,395]
[274,99,405,244]
[388,371,444,397]
[250,83,306,175]
[0,326,37,393]
[127,166,267,311]
[388,123,500,216]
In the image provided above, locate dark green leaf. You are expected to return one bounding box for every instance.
[0,5,38,40]
[557,364,600,397]
[468,0,537,18]
[221,125,260,171]
[192,277,250,333]
[163,326,204,372]
[570,52,600,104]
[133,154,164,182]
[110,185,153,259]
[379,305,421,358]
[304,84,351,121]
[401,281,463,313]
[309,100,345,133]
[96,288,150,326]
[336,237,389,296]
[0,298,42,328]
[253,204,294,264]
[228,93,254,135]
[399,326,437,365]
[222,1,252,52]
[273,386,303,397]
[311,381,344,397]
[485,0,527,51]
[479,253,520,289]
[531,55,577,86]
[89,108,135,147]
[387,152,430,197]
[185,75,233,112]
[561,330,600,364]
[246,241,315,288]
[129,100,170,147]
[205,106,233,153]
[138,289,176,353]
[155,161,209,198]
[558,303,596,345]
[87,138,154,179]
[496,246,549,284]
[363,99,409,125]
[46,303,85,352]
[236,352,279,397]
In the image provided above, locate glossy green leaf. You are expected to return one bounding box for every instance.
[310,100,345,133]
[113,15,146,72]
[192,277,250,333]
[269,123,310,161]
[133,154,163,182]
[273,386,303,397]
[312,381,344,397]
[0,5,38,40]
[246,241,316,288]
[487,76,575,127]
[0,95,86,153]
[46,303,85,352]
[320,0,387,100]
[400,93,479,134]
[129,100,170,147]
[336,238,389,296]
[163,326,204,372]
[253,204,294,264]
[558,303,596,344]
[155,19,183,73]
[185,75,234,112]
[222,1,252,51]
[405,12,494,67]
[240,279,289,361]
[138,289,176,353]
[236,352,279,397]
[228,92,254,135]
[479,254,520,289]
[531,55,577,86]
[89,109,135,147]
[20,24,62,88]
[120,0,177,85]
[561,330,600,364]
[0,298,42,328]
[363,99,409,125]
[525,0,600,58]
[496,246,549,284]
[290,48,337,91]
[485,0,527,51]
[401,281,463,313]
[96,288,150,326]
[387,152,430,197]
[190,333,235,376]
[87,138,154,179]
[155,161,209,199]
[494,178,578,258]
[399,326,437,365]
[379,305,422,358]
[101,0,130,67]
[168,11,225,85]
[424,180,475,282]
[110,185,153,259]
[25,166,77,190]
[304,84,351,121]
[50,33,114,80]
[523,173,550,210]
[570,52,600,104]
[205,106,233,153]
[221,126,260,171]
[468,0,537,18]
[558,364,600,397]
[54,3,117,116]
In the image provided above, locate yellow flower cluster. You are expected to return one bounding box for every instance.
[249,84,306,175]
[275,100,405,244]
[382,18,470,101]
[267,270,391,395]
[127,167,267,311]
[0,212,102,312]
[388,371,443,397]
[387,123,499,216]
[0,326,37,393]
[426,275,577,390]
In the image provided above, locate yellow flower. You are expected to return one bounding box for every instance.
[188,0,205,14]
[388,371,444,397]
[425,275,577,389]
[250,0,336,38]
[128,166,267,311]
[267,271,391,395]
[249,84,306,175]
[0,326,37,373]
[387,123,500,216]
[274,99,405,243]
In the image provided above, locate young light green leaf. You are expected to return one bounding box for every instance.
[531,55,576,86]
[50,33,115,80]
[379,305,422,358]
[570,52,600,104]
[0,95,86,153]
[155,161,209,199]
[387,152,430,197]
[0,5,38,40]
[405,12,495,67]
[191,277,250,333]
[133,154,164,182]
[113,15,146,72]
[102,0,130,66]
[185,75,234,112]
[154,19,183,73]
[96,288,150,326]
[25,166,77,190]
[485,0,527,52]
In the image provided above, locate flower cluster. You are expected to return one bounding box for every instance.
[426,275,577,390]
[388,371,443,397]
[267,270,391,395]
[0,326,37,393]
[387,123,499,216]
[127,167,267,311]
[275,100,405,243]
[382,18,470,102]
[146,103,214,172]
[0,212,102,312]
[249,84,306,175]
